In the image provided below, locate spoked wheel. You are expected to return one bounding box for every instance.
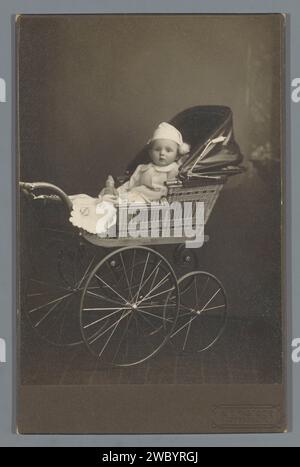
[23,236,99,347]
[80,246,180,366]
[170,271,228,354]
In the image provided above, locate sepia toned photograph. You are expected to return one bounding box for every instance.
[17,14,285,433]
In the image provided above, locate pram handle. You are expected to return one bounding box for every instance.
[19,182,73,212]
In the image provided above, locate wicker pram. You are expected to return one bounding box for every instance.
[19,105,244,367]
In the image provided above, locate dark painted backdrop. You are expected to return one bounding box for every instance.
[18,14,282,194]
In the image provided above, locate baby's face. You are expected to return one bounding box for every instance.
[149,139,178,167]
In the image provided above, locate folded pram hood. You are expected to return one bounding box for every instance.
[171,106,243,178]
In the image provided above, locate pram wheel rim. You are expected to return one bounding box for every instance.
[79,246,180,367]
[22,236,89,347]
[170,270,228,354]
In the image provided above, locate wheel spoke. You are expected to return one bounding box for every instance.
[182,318,193,351]
[200,288,221,313]
[89,310,132,345]
[42,297,71,337]
[28,292,73,314]
[179,303,225,315]
[30,278,67,292]
[148,271,171,296]
[149,266,160,297]
[136,310,160,333]
[94,274,129,304]
[171,315,198,338]
[136,303,176,309]
[179,303,196,312]
[177,311,196,319]
[112,313,134,363]
[132,260,162,301]
[57,294,76,343]
[137,272,171,305]
[83,306,131,312]
[86,289,123,306]
[135,252,150,301]
[194,278,199,307]
[200,304,225,313]
[138,286,175,304]
[120,252,133,299]
[129,250,136,293]
[97,310,129,359]
[76,255,96,289]
[83,307,126,329]
[34,300,62,328]
[34,293,73,328]
[137,307,173,323]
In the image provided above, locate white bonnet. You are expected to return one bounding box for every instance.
[148,122,190,155]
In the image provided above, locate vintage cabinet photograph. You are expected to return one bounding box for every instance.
[17,14,285,433]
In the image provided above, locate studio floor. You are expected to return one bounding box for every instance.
[20,314,282,385]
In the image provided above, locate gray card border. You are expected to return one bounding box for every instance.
[0,0,298,446]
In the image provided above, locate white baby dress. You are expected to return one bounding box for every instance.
[69,162,179,235]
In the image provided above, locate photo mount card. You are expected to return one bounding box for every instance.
[16,13,286,434]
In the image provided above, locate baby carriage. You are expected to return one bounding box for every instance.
[19,105,244,367]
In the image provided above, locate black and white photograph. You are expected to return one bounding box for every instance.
[17,14,285,433]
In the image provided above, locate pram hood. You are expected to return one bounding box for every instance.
[127,106,244,179]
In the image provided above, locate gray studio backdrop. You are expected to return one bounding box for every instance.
[0,0,299,447]
[19,14,281,195]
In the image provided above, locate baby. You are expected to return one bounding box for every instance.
[69,122,190,234]
[101,122,190,205]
